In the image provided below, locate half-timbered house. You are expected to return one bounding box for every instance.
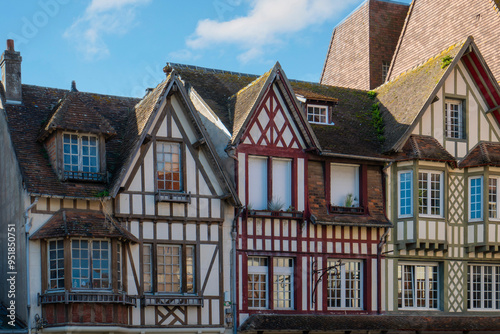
[0,40,238,333]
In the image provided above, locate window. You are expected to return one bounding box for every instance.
[157,142,182,191]
[418,171,443,217]
[469,176,483,221]
[117,242,122,290]
[248,156,268,210]
[307,105,328,124]
[143,244,195,294]
[272,158,292,209]
[398,263,439,309]
[247,256,294,310]
[331,164,360,208]
[398,171,413,217]
[468,264,500,310]
[445,99,464,139]
[489,178,499,219]
[72,240,110,289]
[327,260,363,309]
[48,240,64,290]
[63,133,99,173]
[382,61,390,82]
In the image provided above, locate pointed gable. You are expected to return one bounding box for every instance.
[388,0,500,81]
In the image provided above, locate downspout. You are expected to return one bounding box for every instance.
[24,197,38,334]
[231,206,244,334]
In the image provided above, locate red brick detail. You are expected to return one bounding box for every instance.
[94,304,103,323]
[308,160,327,214]
[56,304,66,323]
[106,304,113,323]
[389,0,500,81]
[83,304,92,322]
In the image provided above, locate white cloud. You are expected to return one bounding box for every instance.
[186,0,359,62]
[64,0,150,60]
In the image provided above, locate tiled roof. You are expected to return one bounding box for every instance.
[393,135,456,165]
[375,39,467,153]
[293,88,338,102]
[38,91,117,141]
[30,209,138,242]
[311,213,391,227]
[239,314,500,332]
[3,84,140,198]
[171,63,384,158]
[459,141,500,168]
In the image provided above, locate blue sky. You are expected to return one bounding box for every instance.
[0,0,411,97]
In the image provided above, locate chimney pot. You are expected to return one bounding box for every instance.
[6,39,14,51]
[71,80,78,92]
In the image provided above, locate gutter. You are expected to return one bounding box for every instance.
[231,206,244,334]
[24,197,38,334]
[320,151,392,162]
[28,192,110,201]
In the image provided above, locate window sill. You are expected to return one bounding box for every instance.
[38,291,137,306]
[156,190,191,203]
[143,294,203,306]
[329,205,365,215]
[419,214,445,220]
[62,170,106,182]
[246,209,304,218]
[468,219,484,223]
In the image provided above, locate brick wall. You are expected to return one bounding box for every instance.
[308,160,327,214]
[369,0,409,89]
[320,1,370,90]
[366,165,386,220]
[389,0,500,81]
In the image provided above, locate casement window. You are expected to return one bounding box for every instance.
[307,105,328,124]
[398,263,439,309]
[63,133,100,180]
[398,171,413,217]
[143,244,195,294]
[445,99,465,139]
[116,242,122,290]
[72,240,110,289]
[156,142,182,192]
[247,256,294,310]
[382,61,390,82]
[247,156,292,211]
[468,264,500,310]
[327,260,363,309]
[489,178,500,219]
[331,164,360,208]
[469,176,483,221]
[418,171,443,217]
[48,240,65,290]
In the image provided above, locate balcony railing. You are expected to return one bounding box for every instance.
[63,170,106,182]
[143,295,203,306]
[156,190,191,203]
[246,209,304,218]
[38,291,137,306]
[329,205,365,215]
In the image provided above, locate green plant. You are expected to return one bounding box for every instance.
[441,55,453,69]
[344,193,358,207]
[246,203,253,211]
[371,102,385,143]
[39,147,49,160]
[268,197,284,211]
[286,205,295,212]
[95,190,110,198]
[367,91,377,99]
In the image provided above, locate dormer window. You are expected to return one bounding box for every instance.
[157,142,182,191]
[62,133,104,181]
[307,105,328,124]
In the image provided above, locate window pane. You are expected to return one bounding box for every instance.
[331,164,359,207]
[307,105,328,124]
[248,256,268,309]
[398,264,439,309]
[157,142,182,191]
[399,172,412,216]
[157,245,181,293]
[273,257,293,309]
[489,178,498,219]
[272,159,292,210]
[327,260,362,309]
[470,177,483,220]
[445,101,463,139]
[48,240,65,289]
[248,157,268,210]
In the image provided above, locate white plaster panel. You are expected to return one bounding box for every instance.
[421,106,432,136]
[238,153,246,203]
[445,141,456,157]
[211,224,219,242]
[438,221,445,240]
[132,305,141,325]
[76,200,87,210]
[469,92,479,147]
[200,224,208,241]
[283,240,288,252]
[144,147,155,192]
[37,197,47,211]
[274,240,280,251]
[172,96,196,142]
[145,307,155,325]
[434,89,444,143]
[187,307,198,325]
[157,202,170,216]
[157,117,168,137]
[171,117,182,139]
[336,242,342,253]
[186,150,197,194]
[173,203,184,217]
[119,194,130,214]
[291,221,297,237]
[361,243,367,254]
[297,158,305,211]
[291,240,297,252]
[265,219,272,236]
[468,225,474,244]
[145,195,155,216]
[63,199,73,208]
[372,258,377,311]
[200,244,218,295]
[131,220,140,238]
[199,151,223,195]
[211,199,221,218]
[428,221,436,240]
[248,238,254,250]
[188,199,197,217]
[387,259,393,311]
[344,243,350,253]
[481,110,490,141]
[128,166,142,192]
[143,221,154,239]
[202,302,210,324]
[352,243,359,254]
[445,69,455,94]
[302,257,308,311]
[265,239,271,250]
[88,201,98,211]
[256,239,262,250]
[157,222,169,240]
[199,198,209,217]
[171,223,183,240]
[478,224,484,243]
[211,299,220,325]
[186,224,196,241]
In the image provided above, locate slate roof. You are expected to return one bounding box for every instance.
[2,84,140,198]
[30,209,138,242]
[459,141,500,168]
[393,135,456,165]
[239,314,500,332]
[38,91,117,141]
[375,38,467,153]
[171,63,385,158]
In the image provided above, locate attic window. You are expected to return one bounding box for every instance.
[445,99,465,139]
[307,105,328,124]
[63,133,104,182]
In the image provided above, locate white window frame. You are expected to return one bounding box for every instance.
[468,264,500,310]
[398,170,413,218]
[469,176,483,222]
[63,132,99,173]
[418,171,444,217]
[489,177,500,221]
[307,104,328,124]
[398,262,439,310]
[445,99,464,139]
[48,239,65,290]
[248,257,269,309]
[273,257,294,310]
[327,260,363,310]
[156,142,183,192]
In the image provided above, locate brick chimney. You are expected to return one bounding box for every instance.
[1,39,22,104]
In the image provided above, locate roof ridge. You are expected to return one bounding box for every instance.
[480,142,491,164]
[409,135,421,159]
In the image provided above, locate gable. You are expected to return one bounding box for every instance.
[411,59,500,159]
[240,83,306,151]
[389,0,500,81]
